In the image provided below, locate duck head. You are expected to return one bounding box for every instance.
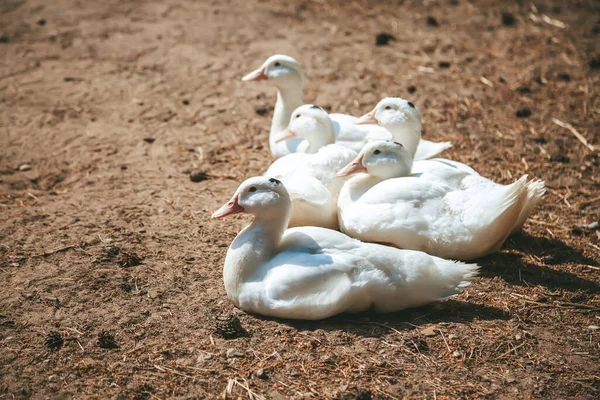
[273,104,335,151]
[242,54,305,90]
[337,140,413,179]
[212,176,291,222]
[355,98,422,157]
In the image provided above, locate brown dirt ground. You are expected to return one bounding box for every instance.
[1,0,600,399]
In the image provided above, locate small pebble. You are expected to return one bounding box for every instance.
[501,12,516,26]
[18,164,32,172]
[190,171,209,183]
[588,325,599,330]
[515,108,532,118]
[375,32,396,46]
[255,107,268,116]
[578,221,599,230]
[557,72,570,81]
[143,137,155,143]
[226,348,244,358]
[426,16,439,27]
[356,391,372,400]
[515,334,522,340]
[589,57,600,70]
[452,350,461,357]
[256,368,268,379]
[420,326,437,337]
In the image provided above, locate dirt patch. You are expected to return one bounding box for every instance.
[1,0,599,398]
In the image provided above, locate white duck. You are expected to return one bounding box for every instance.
[212,176,478,320]
[263,105,356,229]
[355,98,546,233]
[336,141,535,260]
[242,55,451,159]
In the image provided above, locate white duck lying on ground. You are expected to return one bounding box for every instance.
[337,141,541,260]
[355,97,546,233]
[263,104,356,229]
[212,176,478,320]
[242,54,451,159]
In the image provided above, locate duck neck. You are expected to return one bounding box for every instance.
[340,174,386,203]
[305,119,335,153]
[222,215,288,304]
[384,124,421,158]
[271,86,304,137]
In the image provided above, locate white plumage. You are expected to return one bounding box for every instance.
[212,177,478,320]
[337,141,543,260]
[243,55,451,160]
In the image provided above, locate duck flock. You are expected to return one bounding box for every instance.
[211,54,546,320]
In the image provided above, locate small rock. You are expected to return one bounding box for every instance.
[215,316,248,339]
[226,348,244,358]
[197,352,212,362]
[420,326,437,337]
[515,334,522,340]
[356,390,373,400]
[45,331,64,351]
[452,350,461,357]
[375,32,395,46]
[438,61,451,69]
[588,325,599,330]
[256,368,268,379]
[143,137,155,143]
[18,164,32,172]
[190,171,209,183]
[578,221,599,230]
[255,107,268,116]
[557,72,570,82]
[426,16,439,27]
[515,108,532,118]
[501,12,516,26]
[98,331,119,349]
[118,251,141,267]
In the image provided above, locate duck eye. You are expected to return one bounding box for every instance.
[274,62,281,67]
[407,102,415,108]
[384,106,392,110]
[249,186,257,193]
[373,150,381,155]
